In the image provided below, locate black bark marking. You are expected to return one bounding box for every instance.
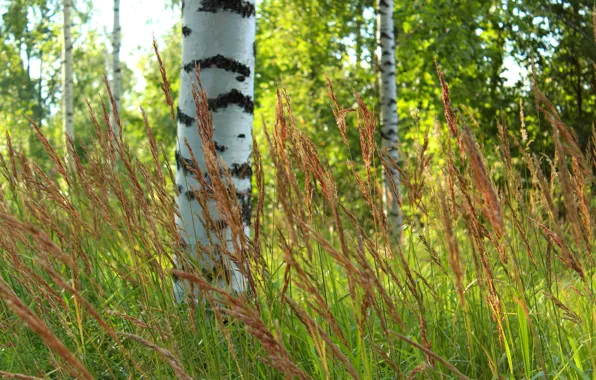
[177,107,195,127]
[229,162,252,179]
[185,190,196,201]
[211,219,228,232]
[253,42,256,57]
[175,149,182,171]
[237,134,246,138]
[175,150,197,175]
[182,26,192,37]
[204,173,213,188]
[380,0,390,6]
[236,76,245,82]
[183,55,251,77]
[203,253,232,285]
[177,184,184,193]
[380,32,392,40]
[208,89,254,114]
[198,0,255,18]
[388,99,397,105]
[214,141,228,152]
[236,191,252,227]
[383,60,393,66]
[380,129,397,141]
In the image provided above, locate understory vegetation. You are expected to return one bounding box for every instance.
[1,50,595,379]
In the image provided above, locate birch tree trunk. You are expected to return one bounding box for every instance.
[174,0,256,299]
[62,0,74,152]
[111,0,122,136]
[376,0,401,240]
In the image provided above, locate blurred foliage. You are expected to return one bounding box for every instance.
[1,0,60,157]
[1,0,595,189]
[507,0,596,149]
[129,26,180,150]
[0,0,131,164]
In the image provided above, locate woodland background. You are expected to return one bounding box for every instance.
[3,0,594,174]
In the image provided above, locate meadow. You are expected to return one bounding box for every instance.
[0,46,594,379]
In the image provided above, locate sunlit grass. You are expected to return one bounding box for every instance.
[0,58,595,379]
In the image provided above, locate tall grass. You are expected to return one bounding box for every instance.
[0,52,595,379]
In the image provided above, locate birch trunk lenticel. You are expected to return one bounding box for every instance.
[62,0,74,152]
[174,0,256,299]
[111,0,122,136]
[376,0,401,240]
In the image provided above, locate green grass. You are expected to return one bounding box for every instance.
[0,70,595,379]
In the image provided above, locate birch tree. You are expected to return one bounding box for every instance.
[174,0,256,298]
[62,0,74,150]
[111,0,121,135]
[376,0,401,240]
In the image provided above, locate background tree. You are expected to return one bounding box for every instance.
[62,0,74,152]
[376,0,401,239]
[110,0,121,135]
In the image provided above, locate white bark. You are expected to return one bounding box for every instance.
[376,0,401,239]
[111,0,122,135]
[62,0,74,151]
[174,0,256,298]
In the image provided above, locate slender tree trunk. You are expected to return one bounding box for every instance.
[376,0,401,240]
[355,0,363,68]
[174,0,256,299]
[30,50,44,157]
[38,50,44,126]
[111,0,122,135]
[62,0,74,152]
